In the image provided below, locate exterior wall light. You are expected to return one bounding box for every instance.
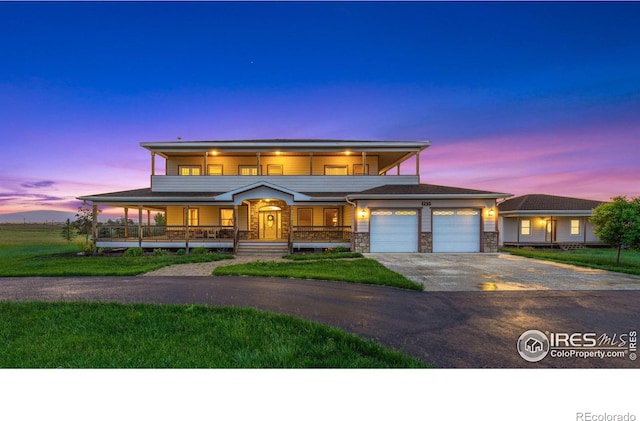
[359,208,368,219]
[487,208,495,217]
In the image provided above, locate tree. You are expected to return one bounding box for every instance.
[74,206,98,245]
[61,218,76,242]
[154,212,166,226]
[590,196,640,265]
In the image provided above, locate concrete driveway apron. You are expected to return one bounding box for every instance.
[366,253,640,291]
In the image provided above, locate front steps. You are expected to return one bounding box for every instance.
[235,242,289,257]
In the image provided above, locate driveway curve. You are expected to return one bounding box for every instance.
[0,275,637,368]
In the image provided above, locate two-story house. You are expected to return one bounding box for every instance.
[78,139,511,254]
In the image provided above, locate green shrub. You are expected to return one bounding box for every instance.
[123,247,144,257]
[190,247,209,255]
[176,249,185,256]
[326,246,350,253]
[153,248,169,256]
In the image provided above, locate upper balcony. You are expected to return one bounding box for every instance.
[143,139,430,193]
[151,174,420,193]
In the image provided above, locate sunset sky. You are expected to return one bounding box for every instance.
[1,1,639,216]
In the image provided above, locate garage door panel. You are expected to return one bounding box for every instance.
[370,210,418,253]
[433,209,480,252]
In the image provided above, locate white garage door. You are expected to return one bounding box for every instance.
[432,209,480,252]
[370,210,419,252]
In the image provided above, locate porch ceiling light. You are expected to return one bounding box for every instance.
[210,150,218,156]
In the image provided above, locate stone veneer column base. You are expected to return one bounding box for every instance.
[420,232,433,253]
[353,232,370,253]
[483,232,499,252]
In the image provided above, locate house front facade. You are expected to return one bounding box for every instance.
[498,194,604,248]
[78,139,511,254]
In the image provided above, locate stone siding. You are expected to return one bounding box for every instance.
[483,231,499,252]
[353,232,370,253]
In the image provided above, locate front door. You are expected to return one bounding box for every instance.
[259,208,281,239]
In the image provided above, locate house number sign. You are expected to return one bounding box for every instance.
[421,201,431,206]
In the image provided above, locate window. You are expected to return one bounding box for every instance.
[324,165,348,176]
[187,208,199,226]
[324,208,339,226]
[353,164,369,175]
[267,164,283,175]
[521,220,531,236]
[571,219,581,235]
[179,166,201,176]
[297,209,313,226]
[207,164,223,176]
[239,165,259,176]
[220,209,234,227]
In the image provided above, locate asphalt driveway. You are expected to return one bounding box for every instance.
[366,253,640,291]
[0,275,637,368]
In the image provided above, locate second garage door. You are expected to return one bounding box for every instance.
[432,209,481,252]
[370,210,419,252]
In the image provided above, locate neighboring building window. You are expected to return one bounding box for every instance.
[298,209,313,226]
[353,164,369,175]
[571,219,581,235]
[239,165,259,175]
[521,220,531,236]
[324,165,348,176]
[187,208,199,226]
[180,166,201,176]
[267,164,283,175]
[220,209,234,227]
[208,164,223,176]
[324,208,339,226]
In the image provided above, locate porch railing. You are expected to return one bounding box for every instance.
[97,225,235,241]
[290,226,352,242]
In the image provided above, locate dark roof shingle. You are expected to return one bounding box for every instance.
[498,194,604,211]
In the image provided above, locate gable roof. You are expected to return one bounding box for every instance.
[498,194,605,212]
[347,184,511,199]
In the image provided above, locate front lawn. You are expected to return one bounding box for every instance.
[0,302,428,368]
[0,250,233,277]
[213,258,424,291]
[501,247,640,276]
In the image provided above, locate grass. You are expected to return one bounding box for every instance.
[0,302,429,368]
[501,247,640,276]
[283,251,364,260]
[213,258,424,291]
[0,223,233,276]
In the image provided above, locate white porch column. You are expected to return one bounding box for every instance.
[138,206,143,247]
[151,152,156,176]
[203,152,208,175]
[92,204,98,255]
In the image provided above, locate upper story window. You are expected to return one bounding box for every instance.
[179,166,201,176]
[353,164,369,175]
[324,165,348,176]
[239,165,259,176]
[267,164,283,175]
[521,220,531,236]
[207,164,223,176]
[570,219,581,235]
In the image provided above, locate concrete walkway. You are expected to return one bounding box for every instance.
[366,253,640,291]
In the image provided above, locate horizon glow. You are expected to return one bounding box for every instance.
[1,2,639,215]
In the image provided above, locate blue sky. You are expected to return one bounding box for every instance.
[1,1,639,214]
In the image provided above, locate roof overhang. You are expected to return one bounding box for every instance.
[500,210,594,217]
[346,193,512,200]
